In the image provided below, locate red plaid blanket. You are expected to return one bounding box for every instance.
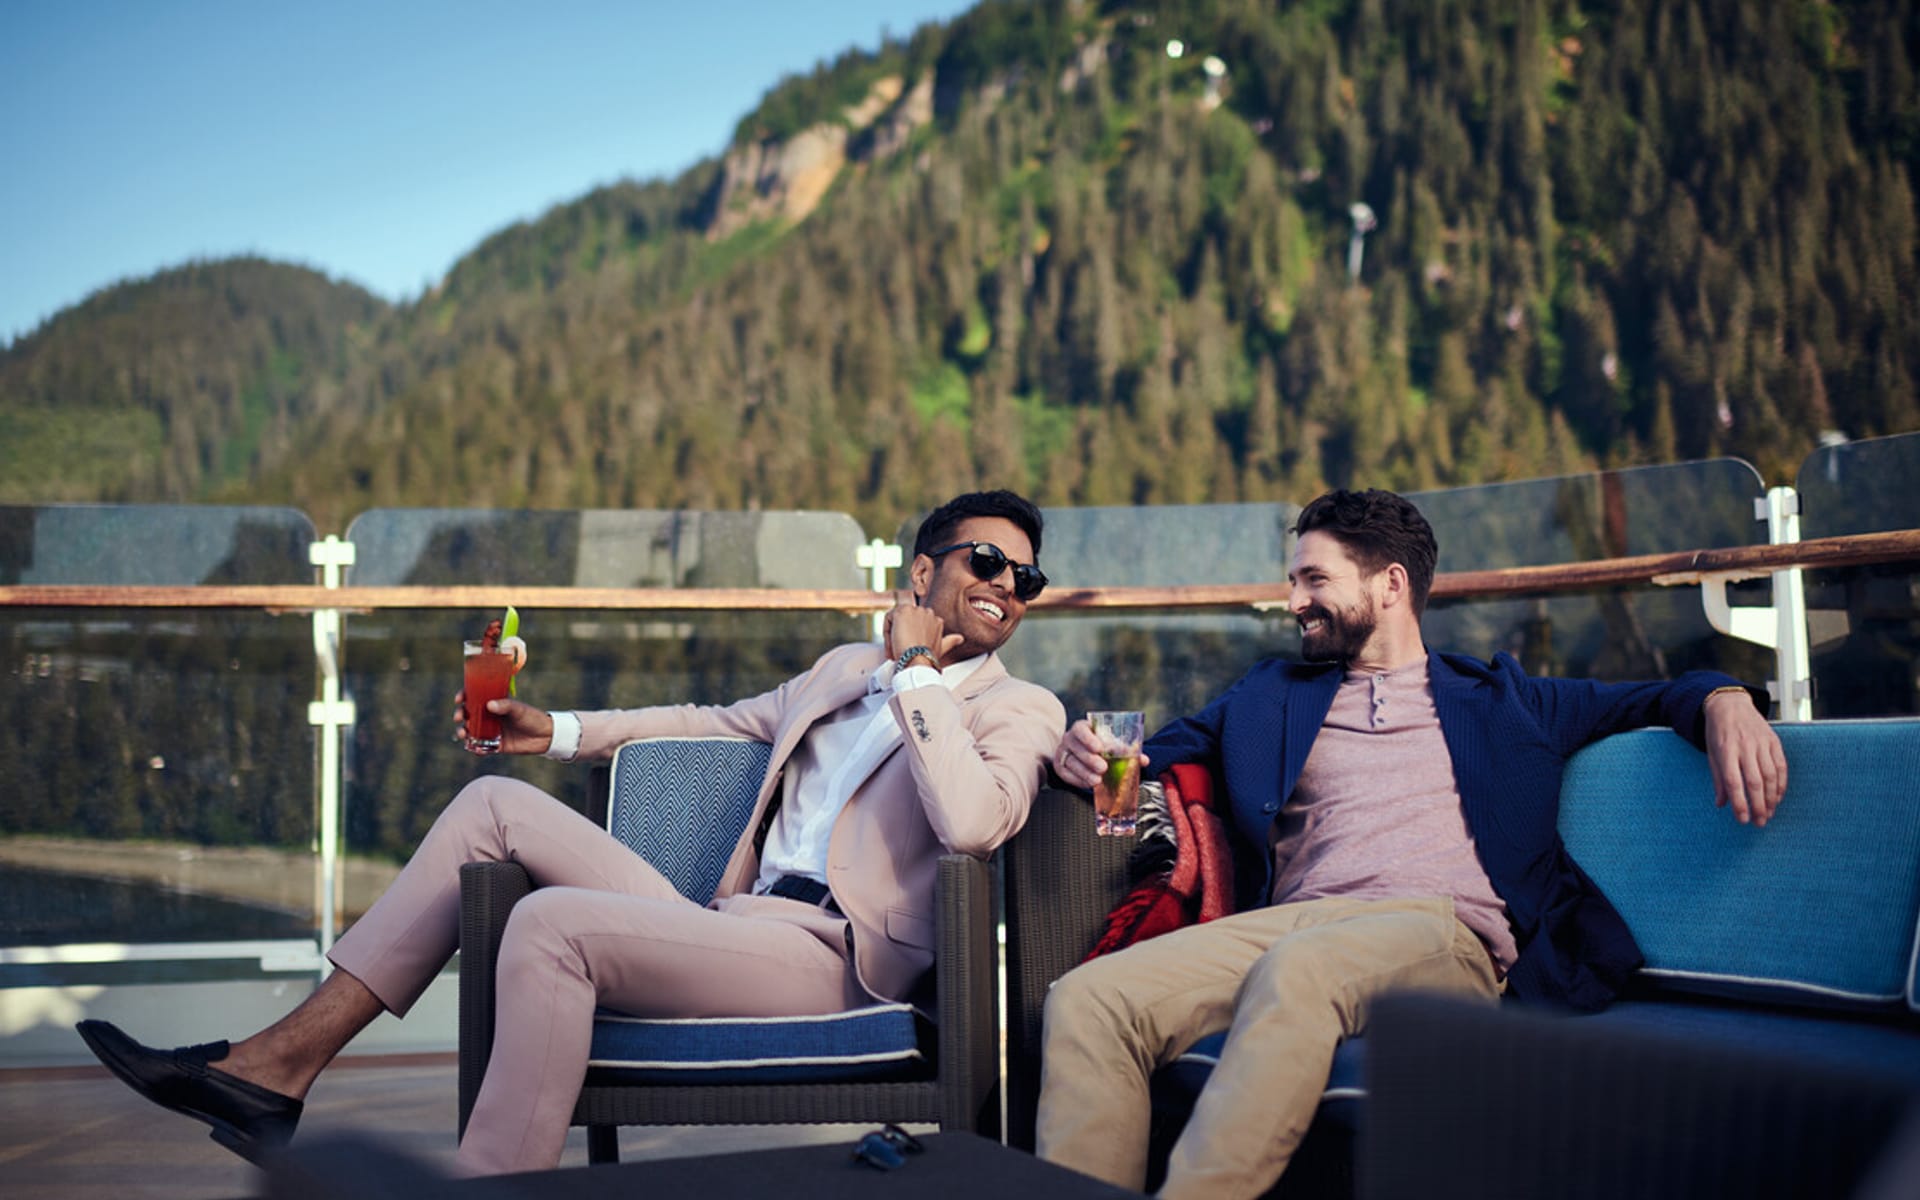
[1084,762,1236,960]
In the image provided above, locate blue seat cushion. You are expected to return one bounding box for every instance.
[1153,1029,1368,1114]
[1151,995,1920,1129]
[1559,720,1920,1014]
[585,1002,929,1085]
[1583,996,1920,1088]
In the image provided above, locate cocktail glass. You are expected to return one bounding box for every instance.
[1088,710,1146,836]
[463,640,517,753]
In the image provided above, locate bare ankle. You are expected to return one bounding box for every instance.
[216,968,385,1100]
[219,1037,309,1100]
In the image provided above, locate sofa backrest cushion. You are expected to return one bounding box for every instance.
[606,736,772,904]
[1558,719,1920,1015]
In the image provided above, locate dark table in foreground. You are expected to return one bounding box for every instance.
[265,1131,1145,1200]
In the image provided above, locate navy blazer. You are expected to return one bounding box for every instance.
[1143,649,1743,1010]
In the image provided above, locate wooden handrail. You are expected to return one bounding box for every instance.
[1432,527,1920,599]
[0,584,886,614]
[1,529,1916,614]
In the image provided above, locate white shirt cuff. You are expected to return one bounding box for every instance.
[892,663,945,693]
[544,711,582,762]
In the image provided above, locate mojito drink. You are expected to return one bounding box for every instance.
[1088,710,1145,836]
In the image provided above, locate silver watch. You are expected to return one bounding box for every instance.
[895,645,936,672]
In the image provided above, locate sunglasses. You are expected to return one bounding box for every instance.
[925,541,1048,602]
[851,1123,925,1171]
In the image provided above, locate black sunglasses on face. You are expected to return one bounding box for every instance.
[924,541,1048,601]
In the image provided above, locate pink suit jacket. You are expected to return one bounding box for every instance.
[567,642,1066,1006]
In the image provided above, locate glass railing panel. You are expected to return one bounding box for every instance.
[1409,460,1774,687]
[0,504,319,967]
[1796,432,1920,717]
[340,509,871,865]
[900,503,1304,733]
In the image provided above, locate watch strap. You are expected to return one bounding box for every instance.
[895,645,936,672]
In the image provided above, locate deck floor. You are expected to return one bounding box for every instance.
[3,1055,885,1199]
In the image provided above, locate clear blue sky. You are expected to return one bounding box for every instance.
[0,0,978,346]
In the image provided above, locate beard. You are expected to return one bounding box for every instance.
[1298,599,1377,663]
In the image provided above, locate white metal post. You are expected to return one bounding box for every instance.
[856,539,904,643]
[1692,487,1814,722]
[308,536,358,977]
[1760,487,1814,721]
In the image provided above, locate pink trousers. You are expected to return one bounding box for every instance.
[327,775,862,1173]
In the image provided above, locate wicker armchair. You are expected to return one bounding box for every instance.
[457,737,1001,1163]
[1002,785,1136,1151]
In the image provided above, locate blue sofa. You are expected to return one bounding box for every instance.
[1003,717,1920,1195]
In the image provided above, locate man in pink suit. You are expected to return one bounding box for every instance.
[78,490,1065,1174]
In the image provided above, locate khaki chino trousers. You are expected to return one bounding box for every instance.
[327,776,863,1174]
[1036,895,1502,1200]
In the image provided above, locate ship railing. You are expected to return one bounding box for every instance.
[2,439,1917,1005]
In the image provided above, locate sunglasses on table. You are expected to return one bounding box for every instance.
[924,541,1048,601]
[851,1123,925,1171]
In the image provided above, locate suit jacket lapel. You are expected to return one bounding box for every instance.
[843,652,1007,795]
[1429,651,1480,753]
[1279,666,1341,803]
[767,644,886,773]
[730,644,886,892]
[1429,650,1490,824]
[949,652,1007,702]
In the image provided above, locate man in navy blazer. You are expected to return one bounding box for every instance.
[1037,488,1786,1200]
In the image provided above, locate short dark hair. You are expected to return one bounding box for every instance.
[1293,489,1438,615]
[914,490,1045,560]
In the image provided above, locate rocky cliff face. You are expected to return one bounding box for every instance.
[703,31,1112,243]
[706,74,933,240]
[864,74,935,162]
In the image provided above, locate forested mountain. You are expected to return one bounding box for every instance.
[4,0,1915,534]
[0,259,387,504]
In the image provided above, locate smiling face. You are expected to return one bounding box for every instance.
[910,515,1035,660]
[1287,530,1385,664]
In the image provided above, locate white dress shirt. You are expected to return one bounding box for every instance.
[542,654,986,896]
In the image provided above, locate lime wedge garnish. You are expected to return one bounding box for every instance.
[502,606,522,695]
[1103,756,1130,791]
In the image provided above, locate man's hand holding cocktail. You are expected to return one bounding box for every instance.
[454,691,555,756]
[884,589,961,671]
[1054,718,1153,792]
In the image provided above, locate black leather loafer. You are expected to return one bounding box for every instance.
[76,1019,302,1164]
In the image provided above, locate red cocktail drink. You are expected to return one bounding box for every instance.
[463,641,516,752]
